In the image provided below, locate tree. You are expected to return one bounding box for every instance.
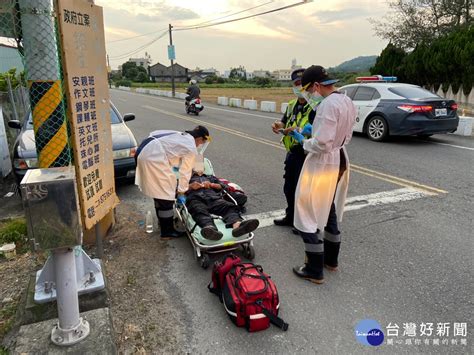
[135,71,149,83]
[370,43,407,79]
[370,0,472,50]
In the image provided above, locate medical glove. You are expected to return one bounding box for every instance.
[177,195,187,205]
[289,130,305,144]
[301,123,312,136]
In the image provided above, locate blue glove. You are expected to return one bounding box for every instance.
[301,123,312,136]
[177,195,186,205]
[289,130,305,144]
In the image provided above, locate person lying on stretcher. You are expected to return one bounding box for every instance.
[185,171,259,241]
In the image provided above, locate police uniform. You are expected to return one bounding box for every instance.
[274,99,315,226]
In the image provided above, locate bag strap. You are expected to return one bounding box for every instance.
[255,300,289,331]
[255,300,289,332]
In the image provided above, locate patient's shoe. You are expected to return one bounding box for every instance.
[201,226,223,241]
[232,219,260,238]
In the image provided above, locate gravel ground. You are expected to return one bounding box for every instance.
[103,202,188,354]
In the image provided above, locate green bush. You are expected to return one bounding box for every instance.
[0,218,28,254]
[114,79,132,88]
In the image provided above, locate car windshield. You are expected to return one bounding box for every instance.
[26,107,121,129]
[388,86,440,100]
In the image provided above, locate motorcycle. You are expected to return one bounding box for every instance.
[185,98,204,116]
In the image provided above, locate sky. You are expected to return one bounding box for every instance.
[3,0,391,73]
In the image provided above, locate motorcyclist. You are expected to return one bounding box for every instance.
[186,79,201,106]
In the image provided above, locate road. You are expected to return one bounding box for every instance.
[111,89,473,354]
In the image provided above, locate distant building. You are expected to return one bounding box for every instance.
[252,70,270,78]
[0,44,23,73]
[128,55,151,69]
[189,67,220,82]
[149,62,189,82]
[291,58,302,71]
[272,69,292,81]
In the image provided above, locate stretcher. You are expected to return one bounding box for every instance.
[174,158,255,269]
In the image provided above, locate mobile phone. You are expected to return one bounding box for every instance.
[277,129,285,134]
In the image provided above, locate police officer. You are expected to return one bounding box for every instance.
[289,65,356,284]
[271,68,316,231]
[135,125,211,239]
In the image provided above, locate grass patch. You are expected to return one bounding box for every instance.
[0,301,17,342]
[0,218,28,255]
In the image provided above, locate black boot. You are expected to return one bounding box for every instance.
[273,216,293,226]
[158,216,183,240]
[293,250,325,284]
[324,231,341,271]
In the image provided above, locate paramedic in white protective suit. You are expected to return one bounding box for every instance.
[288,65,356,284]
[135,125,211,239]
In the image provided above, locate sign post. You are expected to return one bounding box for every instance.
[57,0,119,229]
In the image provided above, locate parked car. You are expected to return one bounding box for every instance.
[8,102,137,184]
[339,77,459,141]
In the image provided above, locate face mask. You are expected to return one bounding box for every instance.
[292,86,304,98]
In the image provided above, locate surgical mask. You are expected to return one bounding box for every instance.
[197,141,209,155]
[292,86,305,99]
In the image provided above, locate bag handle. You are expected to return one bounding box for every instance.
[235,266,269,295]
[255,300,289,331]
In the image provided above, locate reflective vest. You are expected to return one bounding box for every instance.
[282,99,313,151]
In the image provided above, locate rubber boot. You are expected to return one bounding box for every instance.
[158,216,183,240]
[324,231,341,271]
[293,249,325,284]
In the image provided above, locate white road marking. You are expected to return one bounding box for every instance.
[112,88,279,120]
[245,187,433,229]
[116,89,474,152]
[427,141,474,151]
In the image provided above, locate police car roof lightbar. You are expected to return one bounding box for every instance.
[356,75,398,83]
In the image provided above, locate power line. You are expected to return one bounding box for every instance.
[175,1,275,29]
[106,1,275,43]
[109,30,168,60]
[107,28,168,43]
[173,0,312,32]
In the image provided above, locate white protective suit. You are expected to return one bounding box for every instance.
[135,130,197,200]
[294,92,357,233]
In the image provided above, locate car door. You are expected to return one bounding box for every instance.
[352,86,381,132]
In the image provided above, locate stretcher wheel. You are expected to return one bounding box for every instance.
[243,244,255,260]
[200,254,210,269]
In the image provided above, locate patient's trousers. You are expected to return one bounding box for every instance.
[187,197,241,228]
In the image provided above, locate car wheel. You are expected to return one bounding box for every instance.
[366,116,388,142]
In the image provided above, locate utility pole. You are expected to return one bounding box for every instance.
[168,23,176,97]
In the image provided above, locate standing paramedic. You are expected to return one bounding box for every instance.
[289,65,356,284]
[135,125,211,239]
[271,68,317,232]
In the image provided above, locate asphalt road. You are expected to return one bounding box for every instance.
[111,89,473,354]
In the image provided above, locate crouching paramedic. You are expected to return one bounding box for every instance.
[271,68,316,231]
[135,125,210,239]
[185,169,259,241]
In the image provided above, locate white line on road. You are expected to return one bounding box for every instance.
[114,89,474,152]
[427,141,474,151]
[112,88,279,120]
[245,187,432,229]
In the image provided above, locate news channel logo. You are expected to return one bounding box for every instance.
[355,319,385,346]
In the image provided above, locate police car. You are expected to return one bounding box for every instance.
[339,76,460,141]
